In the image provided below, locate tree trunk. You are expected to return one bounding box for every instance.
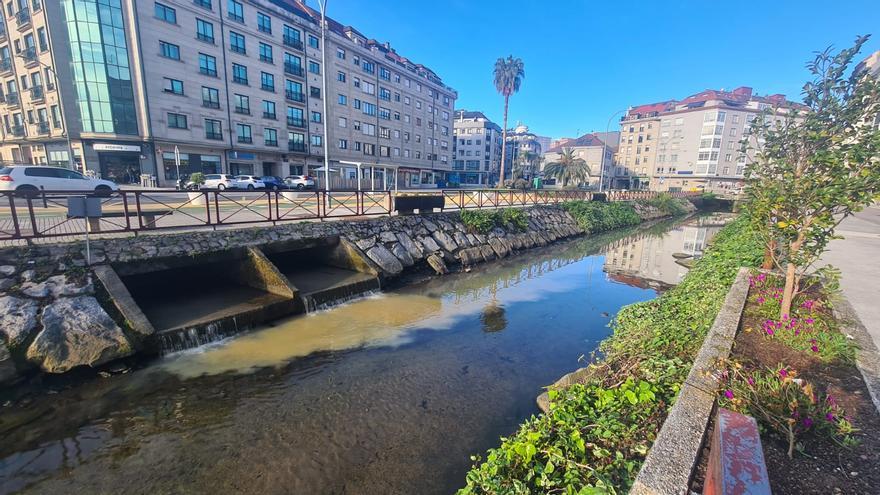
[762,239,776,269]
[780,233,805,319]
[498,95,510,188]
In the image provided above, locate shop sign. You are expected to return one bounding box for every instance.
[93,143,142,153]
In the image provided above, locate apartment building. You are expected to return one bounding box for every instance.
[616,87,805,194]
[504,123,543,180]
[856,50,880,129]
[541,133,613,190]
[451,110,502,186]
[0,0,456,188]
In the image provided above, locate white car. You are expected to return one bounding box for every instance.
[0,165,119,197]
[284,175,316,190]
[233,175,266,190]
[202,174,237,190]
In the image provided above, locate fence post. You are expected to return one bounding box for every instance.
[7,193,21,239]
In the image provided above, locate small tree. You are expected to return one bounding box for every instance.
[745,35,880,318]
[544,148,590,188]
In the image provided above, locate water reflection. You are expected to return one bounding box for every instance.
[604,213,732,287]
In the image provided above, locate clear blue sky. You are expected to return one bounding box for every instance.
[314,0,880,139]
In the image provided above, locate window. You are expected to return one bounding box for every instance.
[259,43,273,63]
[236,123,252,143]
[337,94,347,105]
[202,86,220,108]
[257,12,272,33]
[260,72,275,91]
[227,0,244,23]
[336,48,346,59]
[283,25,301,48]
[338,139,348,149]
[167,112,187,129]
[379,67,390,81]
[234,94,250,114]
[338,117,347,128]
[205,119,223,140]
[379,87,391,101]
[232,64,248,85]
[363,102,376,116]
[196,19,215,43]
[164,78,184,95]
[262,100,276,119]
[362,60,374,74]
[310,86,321,99]
[264,128,278,146]
[194,0,212,8]
[310,135,322,146]
[199,53,217,76]
[155,2,177,24]
[230,31,246,54]
[310,111,321,123]
[308,61,320,75]
[159,41,180,60]
[337,71,346,82]
[308,35,319,49]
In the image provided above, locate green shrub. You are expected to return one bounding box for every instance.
[458,216,764,494]
[642,193,688,216]
[460,208,529,234]
[501,208,529,231]
[562,201,641,234]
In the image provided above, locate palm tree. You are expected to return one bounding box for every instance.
[494,56,525,187]
[513,150,533,179]
[544,148,590,188]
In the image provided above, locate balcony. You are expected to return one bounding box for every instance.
[262,112,276,120]
[11,125,25,137]
[22,47,38,67]
[30,85,44,101]
[283,37,303,51]
[237,136,253,144]
[0,58,12,74]
[285,90,305,103]
[202,100,221,109]
[234,106,250,115]
[0,23,6,40]
[265,140,278,147]
[206,132,223,141]
[36,121,49,134]
[227,12,244,23]
[32,0,42,12]
[6,92,20,107]
[284,63,304,77]
[287,117,305,128]
[288,142,306,153]
[16,8,31,30]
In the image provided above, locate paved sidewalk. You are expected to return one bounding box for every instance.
[822,205,880,348]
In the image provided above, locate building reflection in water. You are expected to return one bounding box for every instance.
[604,213,733,288]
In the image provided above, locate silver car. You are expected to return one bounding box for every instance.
[284,175,316,190]
[233,175,266,190]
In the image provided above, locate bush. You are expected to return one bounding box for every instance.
[460,208,529,234]
[641,193,688,216]
[189,172,206,185]
[458,216,764,494]
[562,201,641,234]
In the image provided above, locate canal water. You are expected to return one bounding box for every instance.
[0,214,728,495]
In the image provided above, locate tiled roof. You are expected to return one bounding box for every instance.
[546,133,605,153]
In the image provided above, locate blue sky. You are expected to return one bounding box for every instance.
[314,0,880,139]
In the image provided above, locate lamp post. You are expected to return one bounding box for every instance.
[19,56,76,172]
[599,108,628,192]
[317,0,331,193]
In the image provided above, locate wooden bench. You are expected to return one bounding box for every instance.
[85,210,173,231]
[703,408,771,495]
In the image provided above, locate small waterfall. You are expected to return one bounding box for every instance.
[301,277,381,313]
[303,288,381,313]
[159,322,233,354]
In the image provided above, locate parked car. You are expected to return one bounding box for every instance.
[284,175,316,190]
[201,174,237,190]
[0,165,119,197]
[260,176,287,191]
[233,175,266,190]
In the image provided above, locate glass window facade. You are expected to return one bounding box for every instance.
[62,0,138,135]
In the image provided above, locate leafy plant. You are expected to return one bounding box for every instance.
[460,208,529,234]
[189,172,206,185]
[642,193,687,216]
[562,201,641,234]
[743,36,880,318]
[544,148,591,188]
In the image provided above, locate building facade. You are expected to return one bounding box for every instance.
[504,123,543,181]
[451,110,502,186]
[0,0,456,188]
[616,87,804,194]
[541,133,613,190]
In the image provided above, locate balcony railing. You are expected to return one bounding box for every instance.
[283,37,303,50]
[202,100,220,109]
[237,136,253,144]
[284,63,304,77]
[287,117,305,128]
[6,92,20,106]
[0,58,12,74]
[262,112,276,120]
[288,142,307,153]
[285,90,305,103]
[30,85,44,101]
[0,24,6,39]
[234,107,250,115]
[11,125,25,137]
[16,8,31,29]
[265,140,278,147]
[36,121,49,134]
[206,132,223,141]
[22,47,38,66]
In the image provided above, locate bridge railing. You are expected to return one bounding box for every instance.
[0,189,699,245]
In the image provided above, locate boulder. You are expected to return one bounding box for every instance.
[488,237,510,258]
[379,231,398,243]
[422,219,439,233]
[418,236,442,254]
[0,343,16,385]
[390,243,415,267]
[457,247,484,266]
[427,254,449,275]
[479,245,496,261]
[27,296,133,373]
[453,231,471,249]
[0,265,15,277]
[432,231,459,252]
[0,278,14,291]
[396,233,424,260]
[20,275,93,299]
[355,237,376,251]
[0,296,39,348]
[366,245,404,275]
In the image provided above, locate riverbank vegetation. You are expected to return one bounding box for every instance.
[460,208,529,234]
[458,216,764,494]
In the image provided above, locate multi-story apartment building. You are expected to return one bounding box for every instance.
[616,87,805,194]
[451,110,502,186]
[504,123,543,180]
[541,133,613,190]
[0,0,456,188]
[856,50,880,129]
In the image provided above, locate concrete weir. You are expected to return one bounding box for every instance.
[106,238,381,353]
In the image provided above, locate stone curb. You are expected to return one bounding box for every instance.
[630,267,751,495]
[832,297,880,414]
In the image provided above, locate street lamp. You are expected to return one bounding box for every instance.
[17,55,76,172]
[599,108,628,192]
[317,0,331,193]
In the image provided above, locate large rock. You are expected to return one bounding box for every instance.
[427,254,449,275]
[0,343,16,385]
[0,296,39,348]
[453,231,471,249]
[488,237,511,258]
[366,245,404,275]
[432,231,459,252]
[396,233,424,260]
[0,265,15,277]
[419,236,442,254]
[457,247,485,266]
[27,296,133,373]
[390,243,415,267]
[20,275,94,299]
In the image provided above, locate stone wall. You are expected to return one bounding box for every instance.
[0,202,691,386]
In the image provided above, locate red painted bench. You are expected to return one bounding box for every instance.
[703,408,771,495]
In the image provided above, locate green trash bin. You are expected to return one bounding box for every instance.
[533,177,543,189]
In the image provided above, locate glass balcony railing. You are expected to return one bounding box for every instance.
[288,142,307,153]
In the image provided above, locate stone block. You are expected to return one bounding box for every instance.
[0,296,39,349]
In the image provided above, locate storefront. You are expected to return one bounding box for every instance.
[94,143,143,185]
[161,152,222,180]
[227,151,257,176]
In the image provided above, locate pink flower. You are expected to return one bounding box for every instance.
[826,412,835,421]
[779,369,789,378]
[747,377,756,386]
[805,318,815,325]
[766,328,775,336]
[724,390,734,399]
[757,296,766,304]
[803,417,814,428]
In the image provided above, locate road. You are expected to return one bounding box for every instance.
[822,205,880,347]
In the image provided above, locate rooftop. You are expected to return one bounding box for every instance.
[623,86,808,121]
[546,133,606,153]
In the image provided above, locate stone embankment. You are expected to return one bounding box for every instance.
[0,201,693,386]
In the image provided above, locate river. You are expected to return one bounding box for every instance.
[0,214,728,495]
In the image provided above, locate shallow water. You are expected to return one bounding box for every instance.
[0,215,728,495]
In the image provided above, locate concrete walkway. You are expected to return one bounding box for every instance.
[822,204,880,347]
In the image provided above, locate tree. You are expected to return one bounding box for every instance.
[744,35,880,319]
[513,150,534,179]
[494,56,525,188]
[544,148,591,188]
